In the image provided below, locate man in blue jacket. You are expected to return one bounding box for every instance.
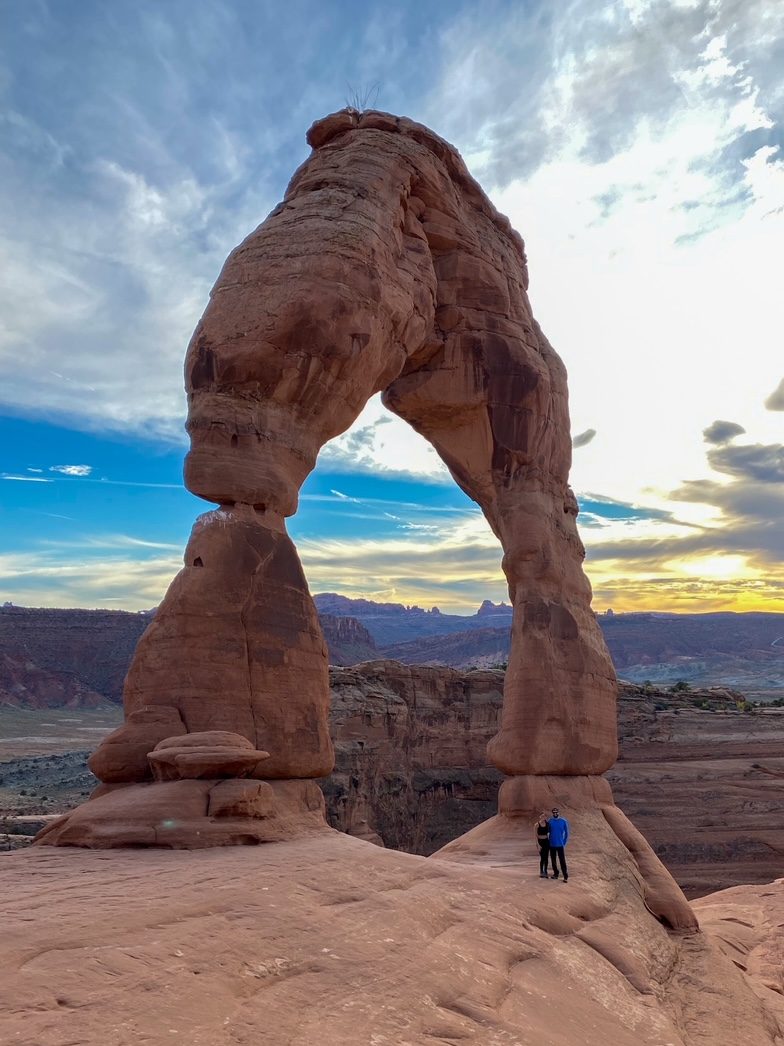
[548,807,569,882]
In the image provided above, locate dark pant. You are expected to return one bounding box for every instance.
[550,846,568,878]
[538,843,550,875]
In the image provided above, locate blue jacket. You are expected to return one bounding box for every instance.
[548,816,569,847]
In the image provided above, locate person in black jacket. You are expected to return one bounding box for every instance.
[534,811,550,878]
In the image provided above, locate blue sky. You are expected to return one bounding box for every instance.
[1,0,783,613]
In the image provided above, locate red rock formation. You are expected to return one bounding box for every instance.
[119,506,333,780]
[319,613,378,665]
[0,653,105,709]
[3,838,781,1044]
[40,110,689,933]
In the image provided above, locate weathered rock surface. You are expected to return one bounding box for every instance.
[1,834,782,1045]
[177,108,616,782]
[87,706,186,783]
[694,879,784,1028]
[147,731,270,781]
[117,506,334,781]
[325,660,504,853]
[35,777,327,849]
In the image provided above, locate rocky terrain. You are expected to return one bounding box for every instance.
[2,831,783,1045]
[3,666,782,898]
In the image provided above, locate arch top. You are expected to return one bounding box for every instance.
[304,108,528,273]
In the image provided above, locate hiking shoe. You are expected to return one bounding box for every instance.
[551,874,559,879]
[563,877,569,883]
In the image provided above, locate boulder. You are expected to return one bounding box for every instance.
[147,731,270,781]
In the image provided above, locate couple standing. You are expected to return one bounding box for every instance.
[535,808,569,882]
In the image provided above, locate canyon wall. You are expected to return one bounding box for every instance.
[324,663,784,897]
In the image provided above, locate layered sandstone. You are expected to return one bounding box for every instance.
[325,661,503,852]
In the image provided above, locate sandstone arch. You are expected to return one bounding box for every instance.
[151,108,616,785]
[36,109,697,932]
[80,108,619,789]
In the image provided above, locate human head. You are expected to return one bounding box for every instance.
[538,810,547,822]
[552,807,560,818]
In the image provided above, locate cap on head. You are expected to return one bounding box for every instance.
[552,807,559,816]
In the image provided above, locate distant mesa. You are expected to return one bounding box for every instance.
[3,602,783,704]
[477,598,512,617]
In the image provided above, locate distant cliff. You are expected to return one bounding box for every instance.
[313,592,514,645]
[318,614,378,666]
[316,598,784,696]
[3,602,784,706]
[0,607,151,706]
[0,605,378,705]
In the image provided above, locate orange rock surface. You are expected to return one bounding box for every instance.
[2,830,782,1045]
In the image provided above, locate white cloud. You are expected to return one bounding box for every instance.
[1,473,53,483]
[49,464,92,476]
[307,0,784,492]
[0,548,181,610]
[318,395,450,482]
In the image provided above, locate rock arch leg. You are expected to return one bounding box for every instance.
[384,316,617,779]
[88,113,443,787]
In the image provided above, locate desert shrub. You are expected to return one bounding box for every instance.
[668,679,691,693]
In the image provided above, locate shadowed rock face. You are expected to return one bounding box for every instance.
[38,111,695,932]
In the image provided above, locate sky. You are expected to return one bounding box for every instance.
[1,0,783,615]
